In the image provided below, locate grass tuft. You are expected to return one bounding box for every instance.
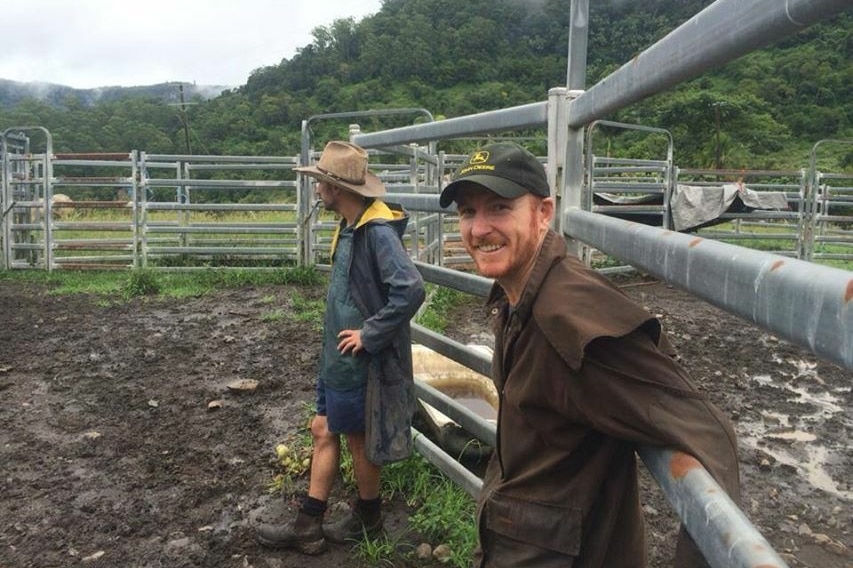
[122,270,161,299]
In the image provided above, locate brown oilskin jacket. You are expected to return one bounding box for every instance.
[473,230,740,568]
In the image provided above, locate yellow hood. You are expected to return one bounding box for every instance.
[330,200,405,256]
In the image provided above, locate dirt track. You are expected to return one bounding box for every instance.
[0,276,850,567]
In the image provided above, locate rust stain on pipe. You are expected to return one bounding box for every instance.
[67,201,132,208]
[56,176,128,183]
[670,452,701,479]
[846,280,853,304]
[54,152,130,161]
[770,260,785,272]
[688,238,703,248]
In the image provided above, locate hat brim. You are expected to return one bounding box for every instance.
[439,174,529,208]
[295,165,386,198]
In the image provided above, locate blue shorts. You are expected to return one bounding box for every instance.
[316,378,366,434]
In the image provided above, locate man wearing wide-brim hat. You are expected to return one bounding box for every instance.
[254,141,425,554]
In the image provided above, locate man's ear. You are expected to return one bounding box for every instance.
[540,197,556,226]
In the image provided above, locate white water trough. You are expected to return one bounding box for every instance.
[412,344,498,464]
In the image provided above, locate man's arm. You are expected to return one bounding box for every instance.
[358,225,425,354]
[577,329,741,567]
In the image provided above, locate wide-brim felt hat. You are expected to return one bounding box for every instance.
[295,141,386,197]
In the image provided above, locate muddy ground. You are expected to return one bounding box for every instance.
[0,274,850,568]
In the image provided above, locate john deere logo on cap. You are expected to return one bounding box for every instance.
[470,151,490,165]
[455,148,499,178]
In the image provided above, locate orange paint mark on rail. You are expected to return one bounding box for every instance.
[670,452,701,479]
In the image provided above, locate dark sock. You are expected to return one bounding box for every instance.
[357,496,381,516]
[300,495,327,517]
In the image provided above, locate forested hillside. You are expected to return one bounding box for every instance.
[1,0,849,169]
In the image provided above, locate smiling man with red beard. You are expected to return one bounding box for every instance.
[439,142,741,568]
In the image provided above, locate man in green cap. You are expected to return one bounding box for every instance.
[440,141,741,568]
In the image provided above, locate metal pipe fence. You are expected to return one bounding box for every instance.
[585,120,674,230]
[807,139,853,262]
[0,148,305,270]
[675,167,808,258]
[565,207,852,370]
[1,1,851,566]
[138,153,302,269]
[4,140,842,273]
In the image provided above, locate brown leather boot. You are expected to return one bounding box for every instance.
[323,504,383,544]
[256,509,326,554]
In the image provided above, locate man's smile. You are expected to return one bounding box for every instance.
[475,243,504,253]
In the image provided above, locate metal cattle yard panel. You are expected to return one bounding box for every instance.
[137,153,301,270]
[0,142,303,271]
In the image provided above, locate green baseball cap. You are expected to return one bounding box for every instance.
[439,142,550,208]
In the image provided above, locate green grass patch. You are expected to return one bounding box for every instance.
[289,293,326,331]
[0,269,125,295]
[0,265,324,300]
[267,404,315,496]
[122,269,161,299]
[260,308,285,322]
[382,451,477,568]
[353,532,411,567]
[416,284,469,333]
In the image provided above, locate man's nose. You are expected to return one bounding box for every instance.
[469,212,491,237]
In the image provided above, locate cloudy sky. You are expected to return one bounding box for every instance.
[1,0,384,89]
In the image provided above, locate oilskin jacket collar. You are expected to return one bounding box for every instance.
[485,229,565,324]
[330,199,403,256]
[486,230,666,372]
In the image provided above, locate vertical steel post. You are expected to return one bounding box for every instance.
[299,119,312,267]
[437,151,446,267]
[130,150,140,269]
[139,152,150,268]
[561,0,590,256]
[408,143,420,260]
[566,0,589,90]
[547,87,569,234]
[1,133,9,270]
